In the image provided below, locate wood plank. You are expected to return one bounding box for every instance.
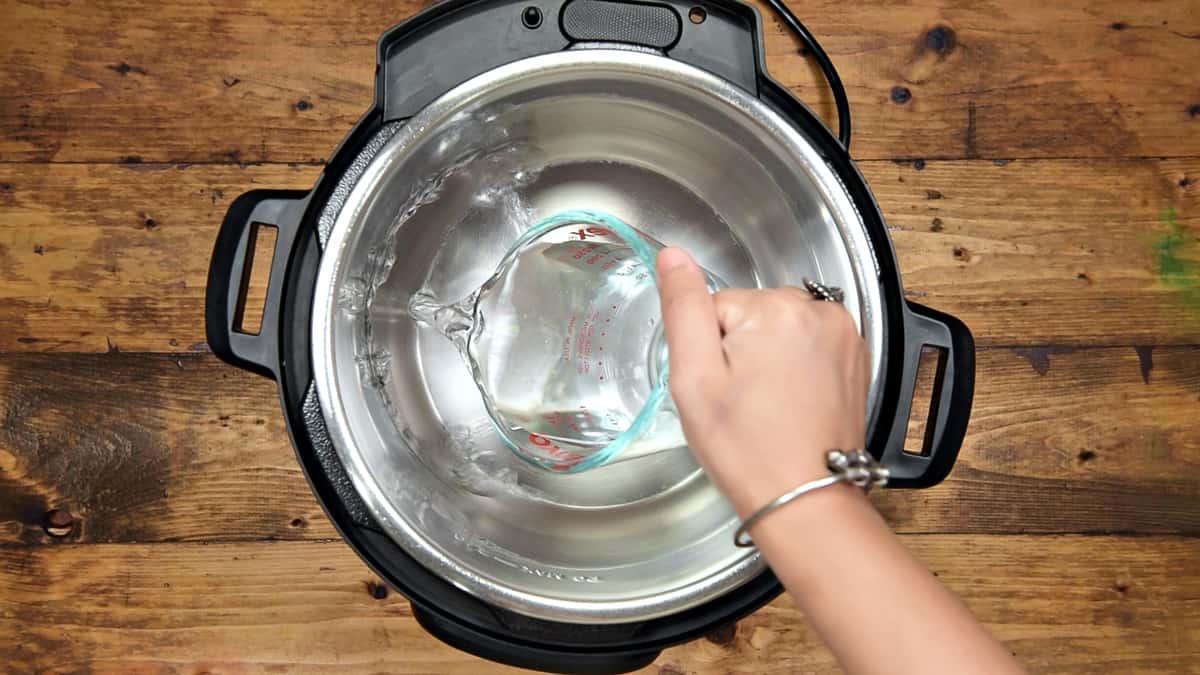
[762,0,1200,161]
[2,347,1197,545]
[874,158,1200,347]
[1,1,1199,163]
[0,162,320,353]
[0,353,339,545]
[874,344,1200,535]
[1,159,1197,353]
[0,535,1195,673]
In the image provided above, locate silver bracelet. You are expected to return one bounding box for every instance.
[734,449,889,548]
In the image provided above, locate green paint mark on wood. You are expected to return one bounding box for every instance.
[1154,208,1188,279]
[1152,207,1200,314]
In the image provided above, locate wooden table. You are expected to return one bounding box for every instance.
[2,0,1197,672]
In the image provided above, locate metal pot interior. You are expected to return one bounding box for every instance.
[312,49,884,623]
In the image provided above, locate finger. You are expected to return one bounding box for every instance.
[656,248,726,377]
[779,285,820,303]
[712,288,761,334]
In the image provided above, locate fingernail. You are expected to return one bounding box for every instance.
[657,247,692,272]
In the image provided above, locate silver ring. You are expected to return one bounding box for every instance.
[803,277,845,304]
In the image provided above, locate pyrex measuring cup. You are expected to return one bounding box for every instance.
[409,210,725,472]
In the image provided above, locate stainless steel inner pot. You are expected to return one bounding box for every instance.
[312,48,885,623]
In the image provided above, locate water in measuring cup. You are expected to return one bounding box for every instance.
[409,213,699,472]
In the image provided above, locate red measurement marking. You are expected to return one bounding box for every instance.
[573,242,601,259]
[530,432,586,462]
[541,442,586,472]
[574,227,613,240]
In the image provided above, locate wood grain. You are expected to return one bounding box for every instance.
[1,1,1199,163]
[2,347,1197,546]
[0,353,336,545]
[877,158,1200,347]
[0,162,310,353]
[760,0,1200,161]
[1,535,1196,673]
[1,159,1197,353]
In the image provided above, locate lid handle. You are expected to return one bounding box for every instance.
[561,0,682,49]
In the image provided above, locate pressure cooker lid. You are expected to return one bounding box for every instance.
[311,49,885,623]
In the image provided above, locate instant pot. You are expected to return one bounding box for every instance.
[206,1,974,672]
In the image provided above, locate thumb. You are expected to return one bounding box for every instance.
[655,248,725,378]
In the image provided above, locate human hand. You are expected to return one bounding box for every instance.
[656,248,1024,674]
[655,247,871,518]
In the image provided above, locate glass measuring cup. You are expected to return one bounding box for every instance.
[409,210,725,472]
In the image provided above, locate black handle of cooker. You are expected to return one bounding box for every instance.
[558,0,851,148]
[412,606,660,674]
[377,0,851,149]
[880,302,975,488]
[205,189,312,380]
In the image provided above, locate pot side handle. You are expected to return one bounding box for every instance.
[412,606,660,674]
[880,303,976,488]
[205,190,311,380]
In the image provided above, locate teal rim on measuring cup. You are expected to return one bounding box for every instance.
[409,207,707,474]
